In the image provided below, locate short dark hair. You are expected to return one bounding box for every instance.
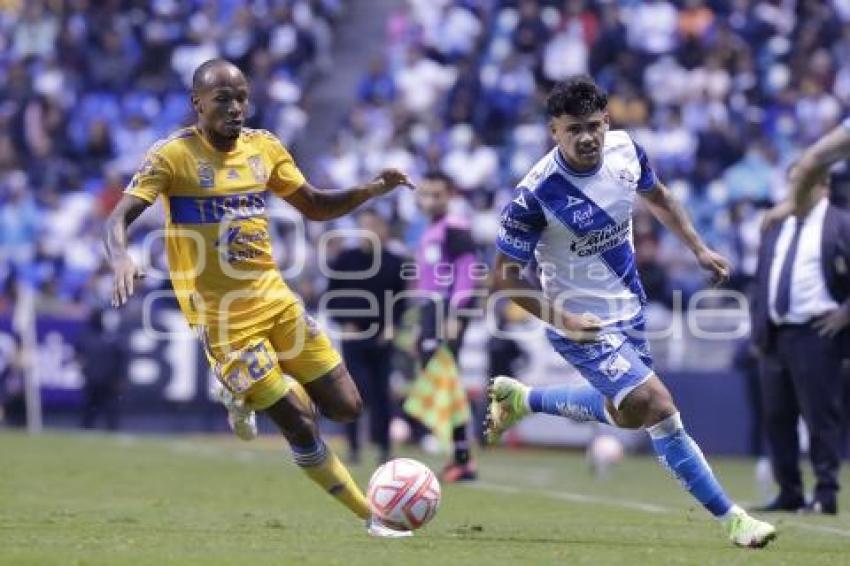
[422,170,454,192]
[546,75,608,118]
[192,58,235,91]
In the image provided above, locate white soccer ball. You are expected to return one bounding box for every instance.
[367,458,441,531]
[587,434,625,476]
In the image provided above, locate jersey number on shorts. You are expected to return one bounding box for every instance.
[225,342,277,394]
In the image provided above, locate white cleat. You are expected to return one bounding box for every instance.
[366,516,413,538]
[216,386,258,441]
[726,510,777,548]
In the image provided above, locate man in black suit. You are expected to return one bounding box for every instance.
[751,171,850,514]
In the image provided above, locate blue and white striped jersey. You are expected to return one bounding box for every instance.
[496,130,658,325]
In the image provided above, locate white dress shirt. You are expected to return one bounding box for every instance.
[768,198,839,324]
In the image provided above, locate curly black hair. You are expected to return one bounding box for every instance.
[545,75,608,118]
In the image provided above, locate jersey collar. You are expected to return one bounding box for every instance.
[555,147,602,177]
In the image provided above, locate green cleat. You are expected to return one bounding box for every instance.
[726,510,777,548]
[484,376,531,444]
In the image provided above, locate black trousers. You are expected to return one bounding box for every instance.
[81,384,121,431]
[760,324,845,502]
[417,300,472,456]
[342,339,392,455]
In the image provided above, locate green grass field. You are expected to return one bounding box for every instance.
[2,431,849,565]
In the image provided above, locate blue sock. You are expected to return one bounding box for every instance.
[648,413,734,518]
[527,385,611,425]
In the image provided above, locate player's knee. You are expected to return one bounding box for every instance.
[618,379,677,429]
[265,398,320,445]
[327,392,363,423]
[643,390,677,428]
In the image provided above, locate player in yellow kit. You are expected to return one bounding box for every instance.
[104,59,414,537]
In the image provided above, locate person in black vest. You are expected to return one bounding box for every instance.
[751,170,850,514]
[325,209,407,464]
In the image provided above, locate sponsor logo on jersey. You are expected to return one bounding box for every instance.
[227,168,240,180]
[618,169,636,184]
[498,227,533,252]
[500,214,532,233]
[571,204,595,229]
[569,219,630,257]
[197,159,215,188]
[214,225,270,263]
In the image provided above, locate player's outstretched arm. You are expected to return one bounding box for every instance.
[763,124,850,232]
[790,124,850,210]
[491,251,601,343]
[103,194,150,307]
[284,169,415,221]
[639,182,730,286]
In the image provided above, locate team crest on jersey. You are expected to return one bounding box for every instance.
[138,157,155,177]
[618,169,636,184]
[600,353,631,381]
[247,155,267,183]
[197,159,215,188]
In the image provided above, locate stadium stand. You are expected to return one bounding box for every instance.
[2,0,850,317]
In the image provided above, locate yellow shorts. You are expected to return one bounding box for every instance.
[197,302,342,411]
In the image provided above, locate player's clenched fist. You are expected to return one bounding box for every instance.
[369,168,416,196]
[110,254,145,307]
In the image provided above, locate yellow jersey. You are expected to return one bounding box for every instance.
[125,126,305,330]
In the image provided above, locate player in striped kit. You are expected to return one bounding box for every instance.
[485,76,776,548]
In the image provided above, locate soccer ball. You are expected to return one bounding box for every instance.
[587,434,624,477]
[367,458,441,530]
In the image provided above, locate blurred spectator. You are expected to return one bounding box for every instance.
[441,125,499,193]
[0,334,27,428]
[395,46,456,116]
[0,174,39,270]
[358,57,396,105]
[626,0,678,57]
[75,309,128,431]
[512,0,549,56]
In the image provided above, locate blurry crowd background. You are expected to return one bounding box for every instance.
[0,0,340,314]
[3,0,850,317]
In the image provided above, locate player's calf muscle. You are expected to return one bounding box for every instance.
[264,395,319,446]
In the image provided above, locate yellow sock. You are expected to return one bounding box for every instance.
[293,441,371,520]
